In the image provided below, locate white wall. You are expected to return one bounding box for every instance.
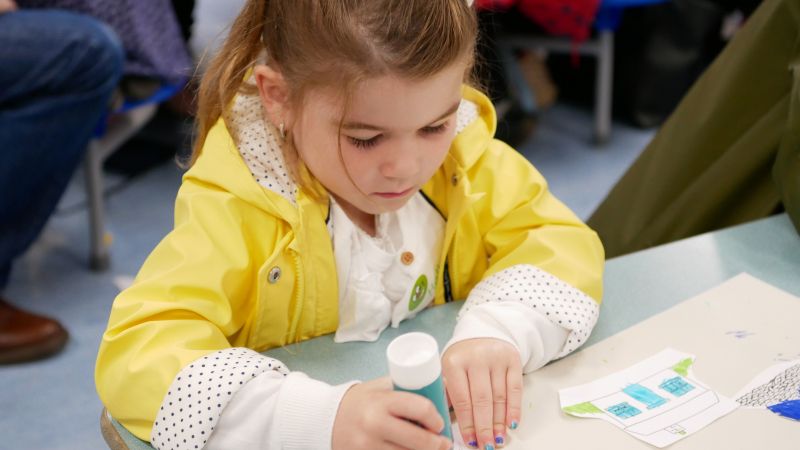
[190,0,248,69]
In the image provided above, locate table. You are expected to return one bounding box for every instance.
[102,213,800,449]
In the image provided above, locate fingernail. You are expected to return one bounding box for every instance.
[467,440,478,448]
[510,421,518,430]
[484,444,495,450]
[495,435,505,446]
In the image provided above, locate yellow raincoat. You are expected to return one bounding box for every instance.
[95,86,604,440]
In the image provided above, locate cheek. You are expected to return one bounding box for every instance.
[339,138,378,173]
[425,137,453,169]
[296,127,339,171]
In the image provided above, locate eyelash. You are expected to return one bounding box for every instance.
[347,123,450,150]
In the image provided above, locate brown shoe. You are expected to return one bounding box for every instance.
[0,298,68,364]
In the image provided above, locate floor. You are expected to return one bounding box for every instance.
[0,103,654,449]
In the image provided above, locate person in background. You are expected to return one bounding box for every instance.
[588,0,799,258]
[0,1,123,363]
[95,1,604,449]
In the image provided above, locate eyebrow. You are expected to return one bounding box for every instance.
[340,101,461,131]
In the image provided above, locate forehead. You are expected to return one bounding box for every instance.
[308,62,467,130]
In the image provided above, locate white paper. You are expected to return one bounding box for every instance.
[559,348,739,448]
[734,360,800,409]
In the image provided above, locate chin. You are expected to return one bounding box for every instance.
[369,197,413,214]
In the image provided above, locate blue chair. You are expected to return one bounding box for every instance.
[497,0,668,144]
[84,82,183,270]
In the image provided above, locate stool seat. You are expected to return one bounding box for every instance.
[84,81,184,270]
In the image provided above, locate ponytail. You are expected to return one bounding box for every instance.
[188,0,269,166]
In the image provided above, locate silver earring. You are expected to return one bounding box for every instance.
[279,123,286,139]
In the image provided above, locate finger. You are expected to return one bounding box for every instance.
[506,357,523,431]
[374,442,405,450]
[445,369,476,447]
[491,367,507,446]
[383,416,453,450]
[467,367,495,449]
[374,442,407,450]
[444,382,456,424]
[386,391,444,434]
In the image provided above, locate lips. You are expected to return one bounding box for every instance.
[374,187,415,199]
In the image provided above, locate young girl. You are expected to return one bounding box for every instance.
[95,1,604,449]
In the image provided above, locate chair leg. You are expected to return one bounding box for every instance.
[497,42,539,117]
[594,30,615,145]
[84,141,110,271]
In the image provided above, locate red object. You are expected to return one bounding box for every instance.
[476,0,602,42]
[475,0,517,10]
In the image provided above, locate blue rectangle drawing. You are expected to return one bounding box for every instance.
[607,402,642,419]
[623,383,668,409]
[660,376,696,397]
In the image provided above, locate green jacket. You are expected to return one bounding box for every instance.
[589,0,800,257]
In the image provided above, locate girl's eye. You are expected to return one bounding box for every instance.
[347,122,448,150]
[421,122,448,135]
[348,135,383,150]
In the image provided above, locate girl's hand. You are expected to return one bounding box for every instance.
[442,338,523,449]
[332,377,453,450]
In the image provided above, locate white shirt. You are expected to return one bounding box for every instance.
[329,194,444,342]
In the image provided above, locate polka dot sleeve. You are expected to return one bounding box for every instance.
[149,347,288,450]
[458,264,600,358]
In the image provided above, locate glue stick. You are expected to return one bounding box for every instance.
[386,332,453,440]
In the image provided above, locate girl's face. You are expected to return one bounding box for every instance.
[292,62,467,218]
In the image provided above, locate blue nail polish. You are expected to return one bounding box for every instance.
[484,445,495,450]
[495,435,505,445]
[510,421,518,430]
[468,440,478,448]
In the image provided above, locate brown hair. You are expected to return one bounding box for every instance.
[190,0,478,180]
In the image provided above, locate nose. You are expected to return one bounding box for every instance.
[379,142,419,181]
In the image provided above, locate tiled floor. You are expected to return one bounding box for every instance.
[0,103,654,449]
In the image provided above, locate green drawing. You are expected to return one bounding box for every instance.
[563,401,603,415]
[408,275,428,311]
[672,358,694,377]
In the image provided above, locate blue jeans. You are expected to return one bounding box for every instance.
[0,10,124,290]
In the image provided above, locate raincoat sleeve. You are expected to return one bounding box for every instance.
[449,138,604,360]
[95,179,273,440]
[470,138,604,302]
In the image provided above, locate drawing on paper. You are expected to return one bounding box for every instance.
[622,384,668,409]
[736,362,800,421]
[607,402,642,419]
[563,362,706,428]
[660,376,695,396]
[559,349,739,448]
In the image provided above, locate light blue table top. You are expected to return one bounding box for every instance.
[109,213,800,449]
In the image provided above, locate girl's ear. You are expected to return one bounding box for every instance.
[253,64,291,128]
